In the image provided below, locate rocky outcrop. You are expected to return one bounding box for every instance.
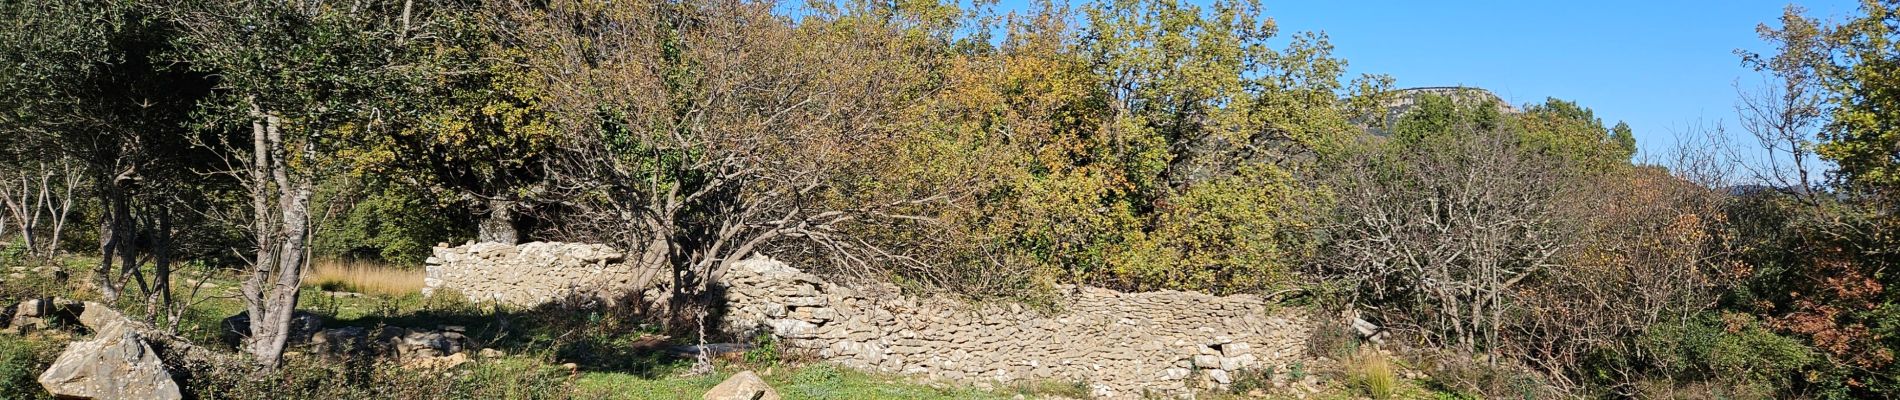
[719,256,1317,399]
[424,241,668,307]
[36,303,183,400]
[703,371,780,400]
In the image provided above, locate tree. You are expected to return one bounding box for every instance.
[1325,120,1580,357]
[357,5,561,245]
[173,0,441,368]
[1737,4,1831,194]
[1611,121,1637,160]
[1811,1,1900,198]
[500,1,965,370]
[0,0,212,303]
[1517,97,1631,169]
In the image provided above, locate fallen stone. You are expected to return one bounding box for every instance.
[403,352,469,370]
[3,298,82,334]
[703,370,780,400]
[37,306,183,400]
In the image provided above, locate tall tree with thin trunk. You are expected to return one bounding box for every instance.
[173,0,440,368]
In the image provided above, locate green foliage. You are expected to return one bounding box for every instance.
[1391,93,1503,144]
[744,332,782,367]
[312,181,471,264]
[932,0,1355,295]
[1517,98,1635,169]
[1797,2,1900,195]
[1639,312,1813,393]
[0,334,59,400]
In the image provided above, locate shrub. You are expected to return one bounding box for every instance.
[1639,312,1812,393]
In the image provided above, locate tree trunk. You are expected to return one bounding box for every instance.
[240,109,311,369]
[44,161,78,258]
[93,181,122,303]
[115,192,141,296]
[145,208,173,322]
[477,198,518,244]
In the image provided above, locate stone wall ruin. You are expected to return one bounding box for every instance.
[423,242,666,307]
[424,242,1319,398]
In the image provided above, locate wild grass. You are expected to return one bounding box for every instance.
[304,258,426,297]
[1352,349,1399,399]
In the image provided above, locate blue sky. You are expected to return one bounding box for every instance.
[1257,1,1860,159]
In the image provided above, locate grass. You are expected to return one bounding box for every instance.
[1352,349,1399,399]
[0,333,62,400]
[304,258,426,297]
[575,364,1034,400]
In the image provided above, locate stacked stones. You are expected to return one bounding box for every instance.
[424,241,664,307]
[719,256,1316,399]
[426,242,1320,398]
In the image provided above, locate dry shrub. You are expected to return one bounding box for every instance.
[304,258,425,297]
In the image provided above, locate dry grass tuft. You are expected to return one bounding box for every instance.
[304,258,425,297]
[1352,348,1399,399]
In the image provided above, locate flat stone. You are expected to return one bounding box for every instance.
[706,371,779,400]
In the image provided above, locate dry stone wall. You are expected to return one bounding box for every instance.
[719,256,1317,399]
[424,242,664,308]
[425,243,1319,398]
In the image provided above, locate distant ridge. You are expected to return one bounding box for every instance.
[1357,86,1517,136]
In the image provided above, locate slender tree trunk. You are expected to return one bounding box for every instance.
[10,174,38,253]
[477,198,518,244]
[116,193,142,295]
[94,180,122,303]
[144,208,173,322]
[240,108,310,369]
[45,161,78,258]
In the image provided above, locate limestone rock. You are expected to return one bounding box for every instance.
[404,352,470,370]
[381,327,467,359]
[703,370,780,400]
[3,298,82,333]
[37,308,182,400]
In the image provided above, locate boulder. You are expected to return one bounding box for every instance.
[219,310,324,349]
[37,305,183,400]
[703,371,780,400]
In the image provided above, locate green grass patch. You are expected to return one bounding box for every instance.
[576,364,1028,400]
